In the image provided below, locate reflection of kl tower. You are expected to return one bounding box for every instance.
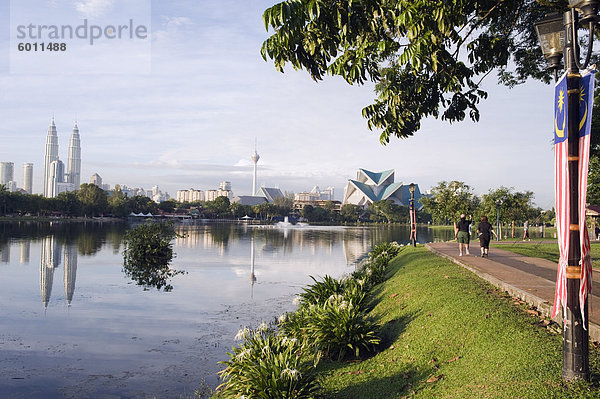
[251,141,260,196]
[250,236,257,297]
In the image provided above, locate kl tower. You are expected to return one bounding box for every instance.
[251,141,260,196]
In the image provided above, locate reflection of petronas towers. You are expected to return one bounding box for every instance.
[43,118,81,198]
[40,236,78,308]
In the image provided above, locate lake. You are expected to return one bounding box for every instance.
[0,221,456,398]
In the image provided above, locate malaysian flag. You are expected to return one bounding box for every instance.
[551,69,595,321]
[577,69,595,323]
[552,72,569,319]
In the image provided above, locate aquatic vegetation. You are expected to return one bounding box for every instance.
[122,221,184,291]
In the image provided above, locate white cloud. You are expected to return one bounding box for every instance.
[153,16,193,43]
[73,0,115,18]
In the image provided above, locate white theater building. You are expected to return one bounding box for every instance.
[342,169,423,208]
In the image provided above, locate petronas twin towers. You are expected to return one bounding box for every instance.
[43,118,81,198]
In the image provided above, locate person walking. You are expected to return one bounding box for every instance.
[477,215,497,257]
[522,220,530,241]
[455,214,472,256]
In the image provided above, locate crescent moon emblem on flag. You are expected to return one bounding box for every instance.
[555,109,565,138]
[579,100,588,131]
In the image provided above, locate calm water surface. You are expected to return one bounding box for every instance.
[0,221,451,398]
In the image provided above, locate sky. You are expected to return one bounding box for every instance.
[0,0,556,209]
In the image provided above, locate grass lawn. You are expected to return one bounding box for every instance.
[491,241,600,268]
[315,247,600,398]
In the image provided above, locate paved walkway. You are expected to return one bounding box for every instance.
[426,241,600,342]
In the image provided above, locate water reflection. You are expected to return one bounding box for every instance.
[0,221,472,397]
[250,236,257,297]
[39,237,79,308]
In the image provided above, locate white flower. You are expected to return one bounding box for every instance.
[234,327,250,341]
[281,368,301,380]
[292,296,302,306]
[277,314,287,323]
[257,321,268,332]
[282,336,298,346]
[236,348,251,360]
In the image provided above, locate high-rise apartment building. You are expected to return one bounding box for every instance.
[176,189,205,203]
[23,163,33,194]
[90,173,102,187]
[0,162,14,185]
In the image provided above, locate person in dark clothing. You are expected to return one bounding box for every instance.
[454,213,472,256]
[477,215,497,257]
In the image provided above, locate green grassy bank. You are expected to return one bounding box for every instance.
[315,247,600,398]
[491,241,600,268]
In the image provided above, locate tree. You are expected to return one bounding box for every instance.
[55,191,82,217]
[480,186,537,237]
[0,184,8,215]
[76,183,108,217]
[210,196,231,217]
[300,204,314,221]
[588,156,600,205]
[108,186,130,217]
[340,203,361,222]
[158,199,178,213]
[262,1,557,142]
[128,195,158,215]
[122,222,184,291]
[369,200,404,223]
[420,181,478,224]
[272,191,295,215]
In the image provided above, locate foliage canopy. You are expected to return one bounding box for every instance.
[262,0,565,142]
[122,222,184,291]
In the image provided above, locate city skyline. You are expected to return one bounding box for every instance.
[0,1,555,209]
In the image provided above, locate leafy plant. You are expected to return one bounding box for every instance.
[122,221,184,291]
[304,295,380,361]
[369,241,402,262]
[217,325,320,398]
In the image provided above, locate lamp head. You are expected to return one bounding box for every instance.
[534,13,565,72]
[409,183,415,194]
[569,0,600,24]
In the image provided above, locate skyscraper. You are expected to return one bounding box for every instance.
[0,162,14,185]
[23,163,33,194]
[90,173,102,187]
[48,160,65,198]
[43,118,59,197]
[251,141,260,196]
[66,122,81,190]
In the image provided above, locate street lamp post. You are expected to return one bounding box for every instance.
[535,0,598,381]
[495,200,502,242]
[409,183,416,247]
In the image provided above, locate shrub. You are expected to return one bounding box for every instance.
[304,295,380,361]
[217,325,320,399]
[369,241,402,263]
[298,275,367,310]
[122,221,184,291]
